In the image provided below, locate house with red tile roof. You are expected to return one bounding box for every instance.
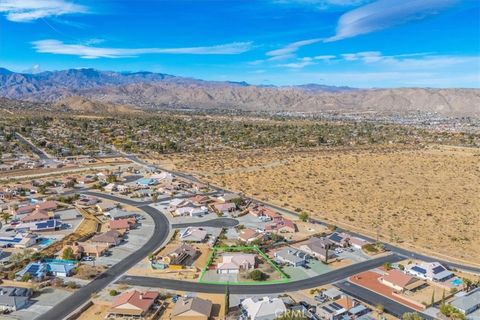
[77,242,110,257]
[16,201,57,215]
[249,205,283,222]
[20,209,52,223]
[239,228,263,243]
[108,218,136,232]
[265,218,296,234]
[89,230,122,247]
[211,202,236,214]
[108,290,159,317]
[217,253,256,274]
[379,270,426,292]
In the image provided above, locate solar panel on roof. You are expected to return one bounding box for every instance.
[411,266,426,274]
[322,306,333,313]
[0,237,21,243]
[330,302,343,310]
[27,265,39,273]
[432,266,445,274]
[330,233,343,242]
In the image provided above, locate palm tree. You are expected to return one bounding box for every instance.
[324,244,332,264]
[1,212,12,224]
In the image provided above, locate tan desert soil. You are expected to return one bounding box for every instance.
[157,145,480,265]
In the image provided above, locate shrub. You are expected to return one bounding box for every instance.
[21,273,32,282]
[65,281,78,289]
[109,289,119,296]
[248,270,268,281]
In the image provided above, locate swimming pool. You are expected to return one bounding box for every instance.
[38,238,56,247]
[451,278,463,286]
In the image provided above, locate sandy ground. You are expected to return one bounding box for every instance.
[157,145,480,265]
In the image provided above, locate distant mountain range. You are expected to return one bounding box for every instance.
[0,67,479,116]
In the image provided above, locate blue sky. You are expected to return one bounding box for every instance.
[0,0,479,87]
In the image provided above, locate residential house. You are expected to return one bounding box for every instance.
[211,202,236,215]
[171,296,212,320]
[16,262,48,281]
[96,201,117,213]
[241,296,287,320]
[150,172,173,182]
[108,290,159,318]
[0,233,37,248]
[15,219,61,232]
[75,196,99,207]
[450,288,480,318]
[265,218,296,234]
[175,206,209,217]
[135,177,159,187]
[216,253,256,274]
[350,237,372,250]
[0,286,32,311]
[320,288,343,301]
[77,242,110,257]
[217,193,240,203]
[274,247,308,267]
[188,195,211,206]
[179,227,208,243]
[116,184,131,194]
[405,262,454,282]
[59,242,84,260]
[379,270,426,292]
[249,205,283,222]
[164,243,198,266]
[316,295,357,320]
[55,208,81,221]
[107,208,138,220]
[16,201,57,215]
[89,230,122,247]
[104,183,117,192]
[108,218,136,232]
[298,237,337,261]
[239,228,263,244]
[328,232,351,247]
[21,209,53,223]
[46,261,76,277]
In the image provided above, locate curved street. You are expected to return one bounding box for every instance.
[39,190,406,319]
[26,161,480,319]
[37,192,170,320]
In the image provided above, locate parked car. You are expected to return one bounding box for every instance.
[10,221,20,226]
[82,256,94,261]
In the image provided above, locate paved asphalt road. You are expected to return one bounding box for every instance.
[37,193,171,320]
[335,280,435,320]
[172,218,239,229]
[117,254,403,294]
[14,132,52,160]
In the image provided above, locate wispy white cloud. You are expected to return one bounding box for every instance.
[0,0,88,22]
[278,57,316,68]
[266,38,322,57]
[339,51,480,70]
[272,0,371,10]
[314,54,337,60]
[32,39,254,59]
[326,0,457,42]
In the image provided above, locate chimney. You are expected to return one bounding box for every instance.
[139,294,143,300]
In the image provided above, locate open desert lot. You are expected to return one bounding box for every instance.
[157,145,480,265]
